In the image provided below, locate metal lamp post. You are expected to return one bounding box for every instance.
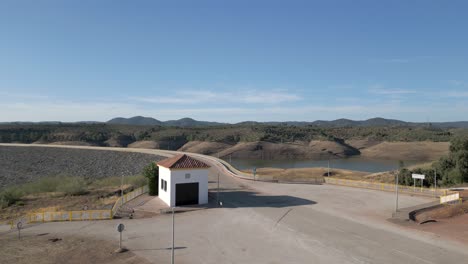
[171,207,175,264]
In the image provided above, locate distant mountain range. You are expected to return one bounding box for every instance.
[106,116,468,128]
[3,116,468,128]
[107,116,226,127]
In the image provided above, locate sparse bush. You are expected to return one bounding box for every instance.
[92,175,147,188]
[0,187,24,208]
[127,175,147,188]
[143,163,159,195]
[21,176,63,194]
[56,177,88,195]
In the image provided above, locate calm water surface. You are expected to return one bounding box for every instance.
[225,157,420,173]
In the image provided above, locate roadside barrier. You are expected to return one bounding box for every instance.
[324,177,454,197]
[1,185,149,227]
[111,185,149,216]
[28,210,112,222]
[440,192,461,204]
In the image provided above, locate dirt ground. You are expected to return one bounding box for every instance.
[0,232,150,264]
[407,213,468,245]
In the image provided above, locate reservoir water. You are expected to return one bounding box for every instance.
[225,157,421,173]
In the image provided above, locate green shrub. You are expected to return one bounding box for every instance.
[143,163,159,195]
[92,175,147,188]
[127,175,147,188]
[92,177,122,188]
[21,176,63,194]
[57,177,88,195]
[0,187,24,208]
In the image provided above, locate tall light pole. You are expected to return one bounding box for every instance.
[171,207,175,264]
[395,170,399,213]
[121,174,124,206]
[217,173,220,206]
[395,174,399,212]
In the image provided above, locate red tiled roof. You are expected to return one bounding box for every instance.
[157,154,210,169]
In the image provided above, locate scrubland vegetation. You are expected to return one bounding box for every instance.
[1,123,467,148]
[0,175,147,210]
[399,136,468,187]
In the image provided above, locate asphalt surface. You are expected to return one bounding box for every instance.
[1,144,467,264]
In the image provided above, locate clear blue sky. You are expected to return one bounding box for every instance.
[1,0,467,122]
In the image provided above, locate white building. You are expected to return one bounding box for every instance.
[157,154,210,207]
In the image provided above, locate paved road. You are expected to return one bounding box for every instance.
[2,144,468,263]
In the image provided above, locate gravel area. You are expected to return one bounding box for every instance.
[0,146,164,188]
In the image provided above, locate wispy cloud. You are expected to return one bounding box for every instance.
[130,89,302,105]
[368,85,416,95]
[1,88,467,123]
[445,91,468,97]
[448,80,466,86]
[384,58,410,63]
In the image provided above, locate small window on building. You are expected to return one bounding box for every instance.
[161,179,164,189]
[164,180,167,191]
[185,173,191,179]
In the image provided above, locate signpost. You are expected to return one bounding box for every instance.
[17,221,23,240]
[117,223,125,252]
[412,174,425,192]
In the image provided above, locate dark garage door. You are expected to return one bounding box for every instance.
[175,183,199,206]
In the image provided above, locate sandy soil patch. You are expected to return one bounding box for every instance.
[128,140,161,149]
[47,141,99,146]
[178,141,232,155]
[0,232,149,264]
[360,141,450,161]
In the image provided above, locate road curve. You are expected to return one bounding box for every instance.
[1,143,467,264]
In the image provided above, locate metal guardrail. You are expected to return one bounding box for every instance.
[324,177,455,197]
[440,192,461,204]
[0,185,149,228]
[111,185,149,216]
[28,210,112,222]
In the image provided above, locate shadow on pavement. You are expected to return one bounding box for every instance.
[208,190,315,208]
[132,246,187,252]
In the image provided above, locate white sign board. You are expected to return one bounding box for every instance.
[412,174,425,180]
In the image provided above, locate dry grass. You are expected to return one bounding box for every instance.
[242,167,367,182]
[0,175,147,222]
[179,140,232,155]
[360,141,449,161]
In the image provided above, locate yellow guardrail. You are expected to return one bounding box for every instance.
[111,185,148,216]
[0,185,150,227]
[324,177,455,197]
[28,210,112,223]
[440,192,461,204]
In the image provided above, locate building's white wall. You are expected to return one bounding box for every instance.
[158,166,172,206]
[158,166,209,207]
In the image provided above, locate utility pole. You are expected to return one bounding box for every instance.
[171,207,175,264]
[217,173,220,206]
[395,171,399,213]
[121,174,124,206]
